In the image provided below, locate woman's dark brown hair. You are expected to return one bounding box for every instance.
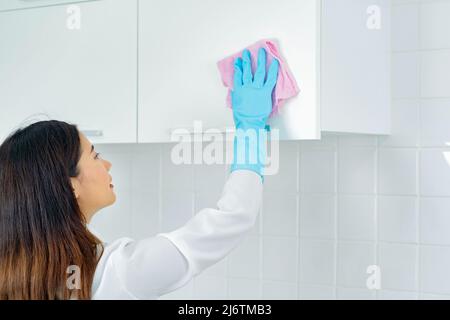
[0,120,104,299]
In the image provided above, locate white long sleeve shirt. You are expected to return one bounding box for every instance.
[90,170,263,300]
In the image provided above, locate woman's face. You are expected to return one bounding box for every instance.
[70,132,115,223]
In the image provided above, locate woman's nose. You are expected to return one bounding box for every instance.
[104,159,112,171]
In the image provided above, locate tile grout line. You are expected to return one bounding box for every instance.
[157,146,163,253]
[259,169,264,299]
[392,47,450,53]
[417,0,422,297]
[299,191,450,198]
[130,147,134,236]
[224,154,232,299]
[374,137,379,299]
[136,0,139,145]
[334,137,339,299]
[296,141,301,299]
[191,146,198,298]
[134,0,139,235]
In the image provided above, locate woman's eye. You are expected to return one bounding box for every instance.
[95,152,101,159]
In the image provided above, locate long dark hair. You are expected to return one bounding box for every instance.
[0,120,104,299]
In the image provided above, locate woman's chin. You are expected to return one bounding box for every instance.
[109,192,117,204]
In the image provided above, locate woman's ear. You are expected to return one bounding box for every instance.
[70,177,81,199]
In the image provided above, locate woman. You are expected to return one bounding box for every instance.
[0,48,279,299]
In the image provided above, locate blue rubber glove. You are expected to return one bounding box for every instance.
[230,47,279,182]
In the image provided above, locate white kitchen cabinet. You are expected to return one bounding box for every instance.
[0,0,91,12]
[320,0,390,135]
[0,0,137,144]
[138,0,391,142]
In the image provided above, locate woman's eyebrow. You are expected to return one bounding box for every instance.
[90,145,95,154]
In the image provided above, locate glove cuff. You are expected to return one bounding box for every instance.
[230,127,268,183]
[233,116,267,132]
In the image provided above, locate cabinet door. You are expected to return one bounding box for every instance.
[0,0,91,12]
[320,0,391,135]
[0,0,137,144]
[138,0,320,142]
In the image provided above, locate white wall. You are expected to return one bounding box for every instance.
[90,0,450,299]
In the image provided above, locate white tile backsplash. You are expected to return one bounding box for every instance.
[392,3,419,51]
[378,99,419,147]
[378,148,418,195]
[193,162,227,195]
[420,245,450,295]
[420,1,450,50]
[300,150,336,193]
[228,278,261,300]
[299,239,335,286]
[227,235,260,279]
[420,149,450,196]
[262,281,298,300]
[336,287,377,300]
[420,197,450,245]
[89,0,450,299]
[391,52,420,98]
[421,50,450,98]
[337,242,376,289]
[420,98,450,147]
[378,196,418,243]
[419,292,450,300]
[130,191,159,240]
[160,191,193,232]
[161,142,194,192]
[337,134,377,148]
[193,274,227,300]
[298,284,335,300]
[378,243,418,291]
[264,141,298,192]
[262,193,298,236]
[338,147,376,194]
[130,145,160,193]
[262,236,298,282]
[338,195,376,241]
[378,290,418,300]
[299,194,336,240]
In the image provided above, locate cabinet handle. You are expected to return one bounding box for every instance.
[81,130,103,137]
[168,127,235,135]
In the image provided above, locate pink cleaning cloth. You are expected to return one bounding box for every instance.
[217,39,300,117]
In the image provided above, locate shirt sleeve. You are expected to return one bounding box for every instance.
[109,169,263,298]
